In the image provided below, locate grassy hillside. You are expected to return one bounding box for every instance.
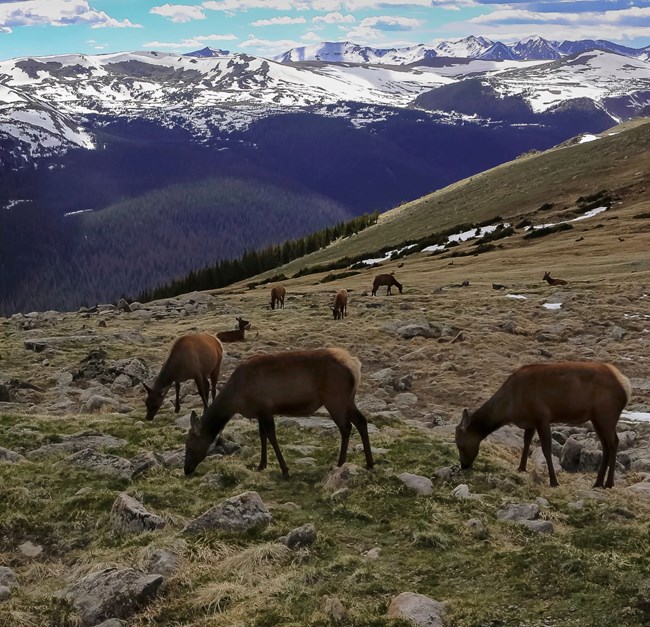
[1,117,649,626]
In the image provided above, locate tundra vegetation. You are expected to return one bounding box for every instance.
[0,119,649,626]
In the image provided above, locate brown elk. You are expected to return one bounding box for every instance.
[331,289,348,320]
[143,333,223,421]
[455,361,631,488]
[216,317,251,343]
[184,347,374,476]
[543,271,568,286]
[372,273,403,296]
[270,285,286,310]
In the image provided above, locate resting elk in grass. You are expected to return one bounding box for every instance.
[184,347,374,476]
[270,285,286,310]
[543,271,568,286]
[331,289,348,320]
[143,333,223,421]
[216,317,251,343]
[455,361,631,488]
[372,272,402,296]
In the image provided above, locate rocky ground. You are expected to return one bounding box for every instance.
[1,250,650,627]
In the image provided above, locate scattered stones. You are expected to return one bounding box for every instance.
[322,596,348,623]
[75,349,110,382]
[280,523,316,549]
[182,491,272,534]
[27,431,127,459]
[55,449,134,480]
[158,448,184,469]
[365,547,382,560]
[387,592,446,627]
[0,567,17,590]
[81,394,133,414]
[535,497,550,508]
[61,567,164,626]
[450,484,484,501]
[520,520,554,534]
[466,518,488,540]
[395,392,418,408]
[433,466,460,483]
[323,463,363,491]
[130,452,163,478]
[147,549,182,577]
[496,503,539,522]
[0,446,25,463]
[626,481,650,499]
[110,493,165,534]
[398,472,433,496]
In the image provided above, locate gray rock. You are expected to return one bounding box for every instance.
[365,547,382,560]
[94,620,124,627]
[329,488,349,503]
[496,503,540,522]
[0,446,25,463]
[610,325,627,340]
[56,449,133,480]
[158,448,185,468]
[117,299,132,313]
[466,518,488,540]
[111,374,132,392]
[394,374,413,392]
[433,466,459,483]
[560,437,584,471]
[370,368,395,386]
[356,397,388,414]
[579,447,603,472]
[62,567,163,626]
[0,586,11,602]
[111,358,149,384]
[110,494,165,533]
[395,392,418,408]
[0,567,17,590]
[280,523,316,549]
[398,472,433,496]
[18,541,43,557]
[536,497,550,508]
[130,452,163,478]
[626,481,650,499]
[322,596,348,622]
[55,371,74,387]
[520,520,554,534]
[530,448,563,484]
[82,394,132,414]
[182,491,271,534]
[147,549,181,577]
[387,592,446,627]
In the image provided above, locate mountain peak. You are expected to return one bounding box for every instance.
[185,47,229,58]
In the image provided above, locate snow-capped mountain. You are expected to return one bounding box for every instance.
[185,47,230,58]
[276,36,650,64]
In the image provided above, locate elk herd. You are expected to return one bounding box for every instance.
[143,267,632,490]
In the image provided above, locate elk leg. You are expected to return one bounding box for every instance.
[334,417,352,467]
[593,420,619,488]
[350,407,374,469]
[174,382,181,413]
[536,423,559,487]
[194,377,209,411]
[605,431,619,488]
[257,419,268,471]
[518,428,535,472]
[210,368,219,402]
[262,415,289,475]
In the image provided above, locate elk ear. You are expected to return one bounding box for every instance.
[142,382,152,394]
[190,410,201,435]
[460,408,471,428]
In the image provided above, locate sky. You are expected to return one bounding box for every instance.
[0,0,648,61]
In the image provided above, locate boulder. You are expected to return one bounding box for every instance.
[280,523,317,549]
[560,437,584,471]
[116,299,132,313]
[387,592,446,627]
[182,491,271,534]
[27,431,127,459]
[110,494,165,534]
[397,472,433,496]
[323,463,363,491]
[18,541,43,557]
[82,394,132,414]
[530,448,563,484]
[62,567,163,626]
[626,481,650,499]
[466,518,488,540]
[0,567,17,590]
[0,447,25,463]
[520,520,554,534]
[496,503,539,522]
[395,392,418,408]
[322,596,348,622]
[0,587,11,602]
[147,549,182,577]
[56,449,133,480]
[130,452,163,478]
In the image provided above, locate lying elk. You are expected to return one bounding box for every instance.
[331,289,348,320]
[372,273,402,296]
[216,317,251,343]
[455,361,631,488]
[543,271,568,286]
[270,285,286,310]
[184,347,374,476]
[143,333,223,421]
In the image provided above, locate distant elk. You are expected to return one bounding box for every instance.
[216,317,251,343]
[270,285,286,310]
[184,347,374,476]
[331,289,348,320]
[372,272,403,296]
[455,361,631,488]
[143,333,223,421]
[543,271,568,286]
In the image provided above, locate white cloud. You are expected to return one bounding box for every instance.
[201,0,433,9]
[313,12,356,24]
[251,16,307,26]
[150,4,207,23]
[144,33,238,49]
[239,36,304,53]
[360,15,424,30]
[0,0,141,30]
[301,30,322,40]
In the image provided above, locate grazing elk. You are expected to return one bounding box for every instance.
[455,361,631,488]
[543,271,568,286]
[372,273,403,296]
[184,347,374,476]
[143,333,223,421]
[331,289,348,320]
[216,317,251,343]
[270,285,286,310]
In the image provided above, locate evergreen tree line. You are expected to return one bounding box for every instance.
[138,212,379,302]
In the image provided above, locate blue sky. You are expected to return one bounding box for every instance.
[0,0,648,60]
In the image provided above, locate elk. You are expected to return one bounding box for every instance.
[270,285,286,310]
[331,289,348,320]
[142,333,223,421]
[455,361,631,488]
[184,347,374,476]
[372,273,403,296]
[543,271,568,286]
[216,317,251,343]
